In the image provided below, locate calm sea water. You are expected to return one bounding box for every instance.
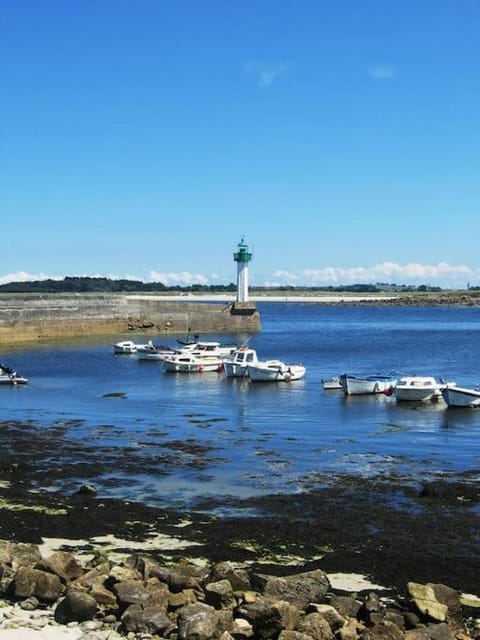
[1,303,480,510]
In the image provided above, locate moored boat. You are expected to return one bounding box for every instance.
[441,384,480,408]
[322,376,343,390]
[0,363,28,385]
[136,340,176,361]
[340,373,397,395]
[223,347,258,378]
[174,340,237,359]
[248,360,306,382]
[394,376,448,402]
[161,353,224,373]
[113,340,138,354]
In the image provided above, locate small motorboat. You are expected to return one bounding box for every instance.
[113,339,154,355]
[136,340,176,361]
[174,340,237,359]
[113,340,138,354]
[248,360,306,382]
[322,376,343,390]
[340,373,397,395]
[0,364,28,385]
[394,375,449,402]
[161,353,224,373]
[223,347,258,378]
[441,384,480,408]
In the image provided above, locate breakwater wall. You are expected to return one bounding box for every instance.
[0,293,261,343]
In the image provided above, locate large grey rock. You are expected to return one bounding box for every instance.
[10,543,41,569]
[113,579,152,607]
[251,569,330,608]
[329,594,362,619]
[40,550,85,582]
[72,562,111,589]
[238,598,303,639]
[14,566,64,602]
[407,582,448,622]
[210,561,252,591]
[121,602,172,634]
[55,589,97,623]
[403,623,455,639]
[295,612,335,640]
[205,579,235,609]
[177,602,222,640]
[306,604,345,632]
[359,620,404,639]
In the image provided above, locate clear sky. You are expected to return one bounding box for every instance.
[1,0,479,288]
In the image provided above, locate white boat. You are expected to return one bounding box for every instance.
[441,384,480,408]
[113,339,155,355]
[136,341,176,361]
[322,376,343,390]
[161,353,224,373]
[394,376,448,402]
[223,347,258,378]
[174,340,237,359]
[247,360,306,382]
[340,373,397,395]
[0,364,28,385]
[113,340,138,354]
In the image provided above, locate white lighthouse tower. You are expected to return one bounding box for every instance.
[234,237,252,303]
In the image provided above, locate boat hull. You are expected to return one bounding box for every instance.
[162,356,223,373]
[223,362,249,377]
[394,376,445,402]
[248,362,306,382]
[0,375,28,385]
[223,348,258,378]
[322,377,342,390]
[441,385,480,408]
[341,375,397,395]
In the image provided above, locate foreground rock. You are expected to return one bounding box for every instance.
[0,540,479,639]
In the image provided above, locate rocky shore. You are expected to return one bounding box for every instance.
[1,538,480,640]
[1,434,480,639]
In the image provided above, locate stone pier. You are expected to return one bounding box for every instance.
[0,293,261,344]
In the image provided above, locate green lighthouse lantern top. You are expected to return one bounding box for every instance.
[234,237,252,263]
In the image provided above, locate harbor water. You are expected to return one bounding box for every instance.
[1,303,480,511]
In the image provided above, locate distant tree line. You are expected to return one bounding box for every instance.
[0,276,445,293]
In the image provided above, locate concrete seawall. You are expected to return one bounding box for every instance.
[0,293,261,344]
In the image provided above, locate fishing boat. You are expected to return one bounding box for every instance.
[441,384,480,408]
[340,373,397,395]
[161,353,224,373]
[248,360,306,382]
[223,347,258,378]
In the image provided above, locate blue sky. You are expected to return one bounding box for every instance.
[1,0,479,288]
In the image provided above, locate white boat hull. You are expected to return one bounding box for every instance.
[441,385,480,408]
[322,377,342,390]
[223,347,258,378]
[341,375,397,395]
[0,374,28,385]
[248,361,306,382]
[113,340,137,354]
[162,355,223,373]
[394,376,446,402]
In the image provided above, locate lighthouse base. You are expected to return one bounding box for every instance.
[230,301,258,316]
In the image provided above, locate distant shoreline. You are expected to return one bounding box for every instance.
[127,291,480,305]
